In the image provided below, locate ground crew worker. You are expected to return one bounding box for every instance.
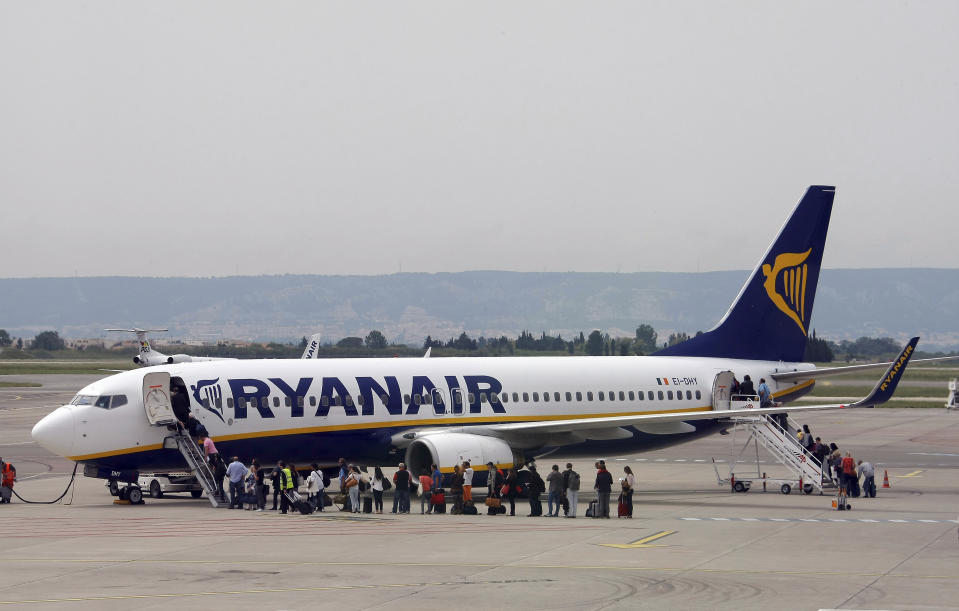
[0,458,15,503]
[279,461,294,514]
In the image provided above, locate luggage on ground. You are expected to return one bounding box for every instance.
[462,500,477,515]
[617,493,628,517]
[432,495,447,513]
[284,490,313,515]
[485,497,501,508]
[585,500,597,518]
[363,496,373,513]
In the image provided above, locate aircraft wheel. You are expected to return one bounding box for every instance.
[128,486,143,504]
[108,480,120,497]
[780,483,792,495]
[733,481,746,493]
[803,484,815,495]
[190,489,203,499]
[149,480,163,499]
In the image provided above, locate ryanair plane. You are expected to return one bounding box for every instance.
[32,186,924,486]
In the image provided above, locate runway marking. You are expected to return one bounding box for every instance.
[0,441,36,446]
[907,452,959,457]
[896,470,925,478]
[598,530,676,549]
[678,517,958,524]
[0,578,555,606]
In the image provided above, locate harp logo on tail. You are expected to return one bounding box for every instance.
[762,249,812,335]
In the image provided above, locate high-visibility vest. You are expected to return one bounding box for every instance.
[281,468,293,490]
[1,463,13,486]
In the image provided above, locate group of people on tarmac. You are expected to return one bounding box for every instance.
[800,425,877,498]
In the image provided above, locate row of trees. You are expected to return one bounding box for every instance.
[0,326,939,363]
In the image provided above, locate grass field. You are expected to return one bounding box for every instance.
[0,381,42,388]
[0,361,133,375]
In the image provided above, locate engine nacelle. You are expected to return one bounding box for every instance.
[405,433,523,484]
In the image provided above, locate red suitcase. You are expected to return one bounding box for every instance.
[617,493,629,518]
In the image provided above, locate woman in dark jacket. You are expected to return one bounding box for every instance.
[449,465,464,514]
[505,468,518,516]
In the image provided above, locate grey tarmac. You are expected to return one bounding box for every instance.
[1,374,958,610]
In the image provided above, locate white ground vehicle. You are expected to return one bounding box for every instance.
[106,473,203,499]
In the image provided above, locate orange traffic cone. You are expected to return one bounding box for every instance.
[882,470,890,488]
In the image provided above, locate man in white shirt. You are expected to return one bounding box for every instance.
[462,461,474,503]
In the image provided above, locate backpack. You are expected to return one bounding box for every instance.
[568,471,580,491]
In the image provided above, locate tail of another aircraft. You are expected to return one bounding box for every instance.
[655,185,835,363]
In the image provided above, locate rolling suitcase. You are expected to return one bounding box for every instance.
[617,494,628,518]
[363,496,373,513]
[431,492,446,513]
[585,500,597,517]
[284,490,313,515]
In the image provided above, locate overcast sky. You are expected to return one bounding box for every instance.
[1,2,956,278]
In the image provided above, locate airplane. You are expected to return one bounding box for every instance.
[32,186,934,495]
[107,328,233,367]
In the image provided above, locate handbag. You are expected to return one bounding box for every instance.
[382,478,392,490]
[500,484,510,496]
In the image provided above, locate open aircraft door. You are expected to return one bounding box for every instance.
[711,370,736,411]
[142,371,176,426]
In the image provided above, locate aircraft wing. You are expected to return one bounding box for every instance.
[771,354,956,382]
[482,337,919,437]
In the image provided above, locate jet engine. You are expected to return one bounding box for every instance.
[404,433,523,480]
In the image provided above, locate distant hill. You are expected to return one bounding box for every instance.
[1,269,957,350]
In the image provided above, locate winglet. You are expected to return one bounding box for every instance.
[848,337,919,408]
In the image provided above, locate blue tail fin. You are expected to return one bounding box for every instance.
[655,185,835,362]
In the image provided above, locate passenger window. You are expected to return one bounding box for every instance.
[554,392,561,402]
[214,397,222,409]
[468,393,475,403]
[628,391,635,401]
[523,392,529,402]
[424,394,432,405]
[322,396,329,407]
[540,392,547,402]
[619,391,625,401]
[276,397,283,407]
[501,393,508,404]
[667,390,674,400]
[576,391,583,401]
[566,392,572,401]
[637,391,643,401]
[227,398,234,408]
[404,394,411,405]
[480,393,488,403]
[454,393,463,405]
[95,396,110,409]
[598,392,605,401]
[414,395,422,405]
[309,396,316,407]
[686,391,692,400]
[202,399,210,408]
[587,392,594,401]
[346,396,354,407]
[696,390,702,400]
[380,394,389,404]
[658,391,664,400]
[250,397,258,408]
[512,393,519,402]
[491,392,499,403]
[648,391,655,400]
[357,395,365,406]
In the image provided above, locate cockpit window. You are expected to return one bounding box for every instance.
[90,394,128,409]
[71,395,96,406]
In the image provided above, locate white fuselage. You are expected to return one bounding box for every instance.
[32,355,815,471]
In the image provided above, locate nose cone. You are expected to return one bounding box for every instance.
[32,407,76,457]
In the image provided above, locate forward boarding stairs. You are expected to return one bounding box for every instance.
[721,404,833,494]
[166,430,228,508]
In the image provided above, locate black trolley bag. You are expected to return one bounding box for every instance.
[284,489,313,515]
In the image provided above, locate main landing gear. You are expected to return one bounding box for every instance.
[108,479,145,505]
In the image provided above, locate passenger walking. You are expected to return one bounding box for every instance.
[213,454,228,502]
[486,462,503,500]
[504,468,518,516]
[252,460,266,511]
[431,463,442,492]
[393,462,411,514]
[840,452,856,495]
[307,463,325,512]
[564,463,580,518]
[594,460,613,519]
[546,464,564,517]
[226,456,247,509]
[622,466,635,518]
[462,461,474,503]
[757,378,772,407]
[278,461,294,514]
[371,466,386,513]
[858,460,876,498]
[346,466,361,513]
[201,435,219,466]
[450,465,464,514]
[740,375,755,397]
[802,424,814,450]
[242,462,258,510]
[0,457,15,504]
[527,466,544,517]
[270,464,281,510]
[418,469,433,514]
[289,463,301,493]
